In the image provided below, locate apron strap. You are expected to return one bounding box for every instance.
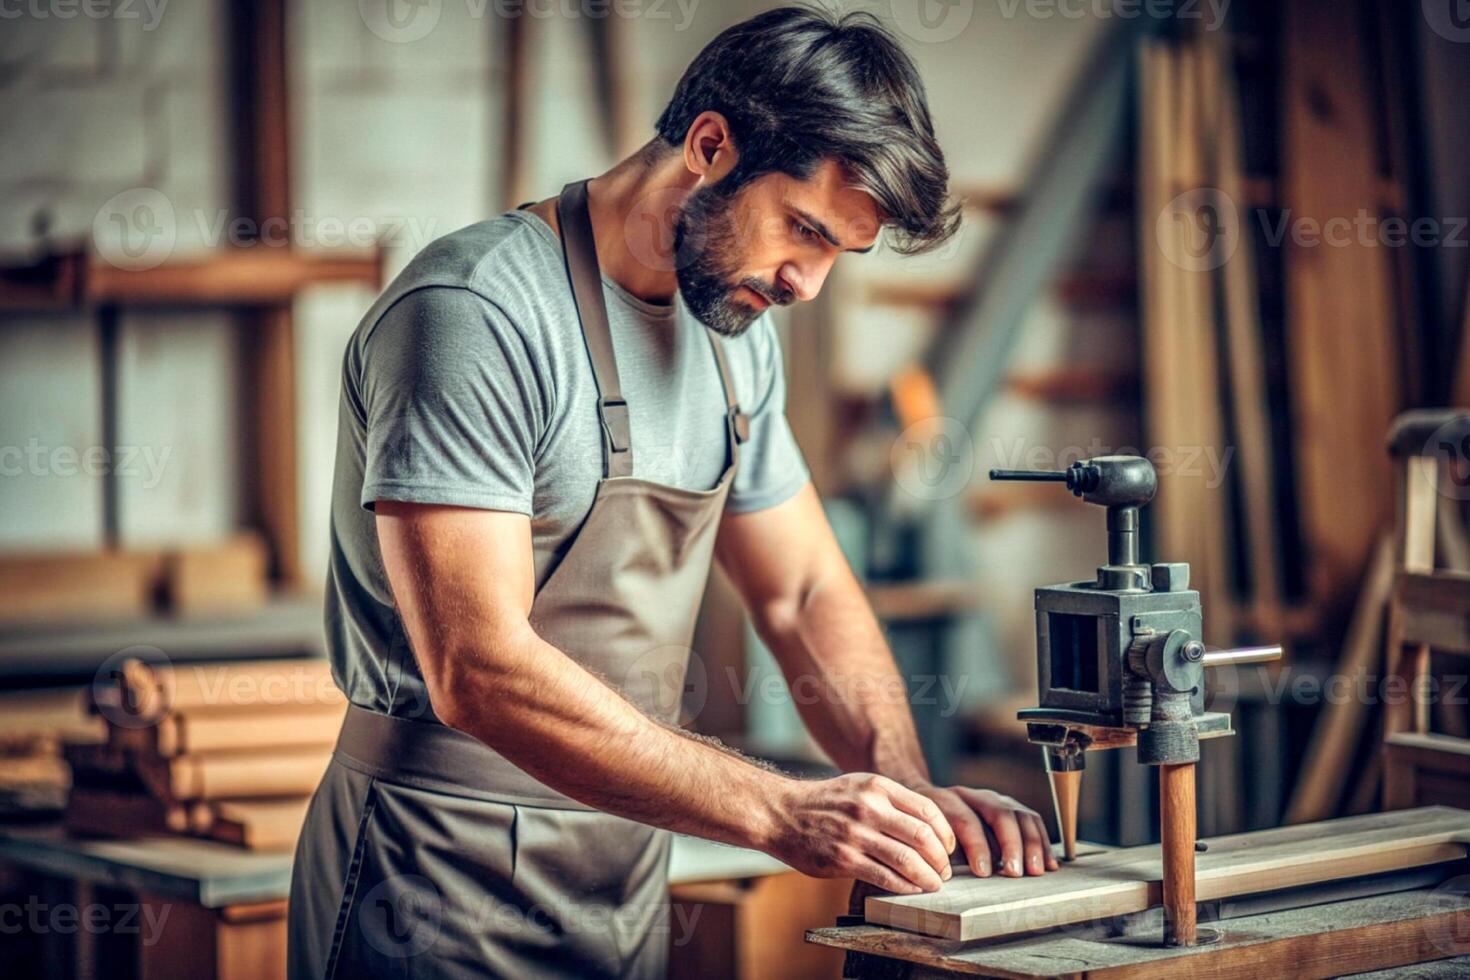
[557,180,634,478]
[703,331,750,456]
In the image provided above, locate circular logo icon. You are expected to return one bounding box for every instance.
[358,874,443,958]
[93,188,176,272]
[1422,0,1470,43]
[891,416,975,502]
[625,645,707,725]
[1423,874,1470,955]
[92,645,173,730]
[888,0,975,43]
[623,186,690,275]
[1156,187,1239,272]
[359,0,442,44]
[1200,650,1241,719]
[1425,416,1470,501]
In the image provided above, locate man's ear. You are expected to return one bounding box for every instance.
[683,111,738,184]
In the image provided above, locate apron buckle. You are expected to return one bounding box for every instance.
[730,408,750,445]
[600,398,632,454]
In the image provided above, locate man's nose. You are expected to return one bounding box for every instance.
[779,257,834,303]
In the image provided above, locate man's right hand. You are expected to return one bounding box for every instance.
[764,773,957,894]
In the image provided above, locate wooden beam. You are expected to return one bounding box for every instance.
[1393,569,1470,655]
[811,888,1470,979]
[0,247,381,311]
[231,0,300,588]
[1280,0,1402,610]
[1283,533,1393,824]
[864,806,1470,942]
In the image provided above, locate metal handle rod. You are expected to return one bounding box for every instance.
[988,469,1068,481]
[1200,644,1283,668]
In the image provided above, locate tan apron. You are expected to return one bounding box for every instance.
[288,180,745,979]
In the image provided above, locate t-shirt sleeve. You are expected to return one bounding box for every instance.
[725,316,811,514]
[357,285,545,515]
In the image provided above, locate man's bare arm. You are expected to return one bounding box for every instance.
[717,484,1058,878]
[375,500,956,894]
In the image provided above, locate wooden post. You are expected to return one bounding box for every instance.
[230,0,301,588]
[1159,762,1198,946]
[1049,768,1081,862]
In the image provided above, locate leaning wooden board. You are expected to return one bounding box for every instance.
[867,806,1470,941]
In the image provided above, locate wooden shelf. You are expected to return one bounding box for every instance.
[0,244,382,311]
[0,593,326,678]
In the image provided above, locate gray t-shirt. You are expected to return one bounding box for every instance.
[324,209,810,716]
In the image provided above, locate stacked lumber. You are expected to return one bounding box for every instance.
[0,533,270,625]
[66,657,344,850]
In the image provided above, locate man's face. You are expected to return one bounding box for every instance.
[673,159,883,337]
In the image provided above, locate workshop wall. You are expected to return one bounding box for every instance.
[0,1,239,550]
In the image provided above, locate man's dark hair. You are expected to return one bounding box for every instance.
[654,5,961,255]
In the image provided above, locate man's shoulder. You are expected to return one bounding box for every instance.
[350,211,571,354]
[394,211,562,302]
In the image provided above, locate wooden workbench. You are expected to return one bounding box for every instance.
[0,823,846,979]
[809,884,1470,978]
[807,808,1470,978]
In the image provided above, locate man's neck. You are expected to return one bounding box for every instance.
[527,142,696,306]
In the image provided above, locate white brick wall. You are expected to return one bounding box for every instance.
[0,315,106,551]
[0,0,235,552]
[0,0,1134,659]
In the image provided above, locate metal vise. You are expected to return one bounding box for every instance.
[991,455,1280,884]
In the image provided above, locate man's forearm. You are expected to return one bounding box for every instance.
[430,622,789,848]
[753,564,932,788]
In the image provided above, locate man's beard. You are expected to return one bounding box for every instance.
[672,182,793,337]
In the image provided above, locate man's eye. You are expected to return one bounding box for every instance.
[794,222,819,243]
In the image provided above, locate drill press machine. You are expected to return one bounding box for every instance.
[990,455,1281,947]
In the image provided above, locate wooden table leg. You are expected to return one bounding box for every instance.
[138,896,286,980]
[1160,762,1197,946]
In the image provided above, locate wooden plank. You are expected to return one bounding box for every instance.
[1208,26,1283,621]
[1284,533,1394,823]
[136,745,331,801]
[195,798,310,851]
[1395,569,1470,654]
[1138,37,1236,644]
[164,533,270,615]
[0,550,163,623]
[87,249,381,306]
[810,887,1470,979]
[1280,0,1401,610]
[1385,734,1470,811]
[91,657,343,720]
[865,806,1470,941]
[111,700,345,757]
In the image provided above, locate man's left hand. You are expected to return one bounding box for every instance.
[910,784,1060,878]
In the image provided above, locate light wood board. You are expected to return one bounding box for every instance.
[816,886,1470,978]
[866,806,1470,941]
